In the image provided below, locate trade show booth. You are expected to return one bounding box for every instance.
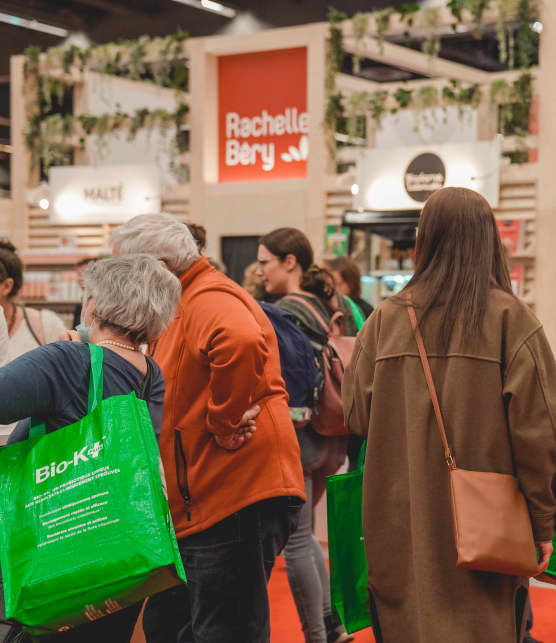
[2,2,555,344]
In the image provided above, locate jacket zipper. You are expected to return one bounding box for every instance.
[173,430,191,521]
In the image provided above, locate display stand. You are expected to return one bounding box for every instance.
[3,5,554,343]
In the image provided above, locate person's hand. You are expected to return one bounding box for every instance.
[57,329,83,342]
[214,405,260,451]
[84,604,105,621]
[104,599,122,614]
[534,540,553,575]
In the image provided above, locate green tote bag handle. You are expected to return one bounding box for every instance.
[29,344,104,439]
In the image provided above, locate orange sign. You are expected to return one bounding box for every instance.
[218,47,308,182]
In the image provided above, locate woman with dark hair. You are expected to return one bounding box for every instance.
[343,187,556,643]
[257,227,355,643]
[0,241,66,362]
[326,256,373,319]
[0,241,66,440]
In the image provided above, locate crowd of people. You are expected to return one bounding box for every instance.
[0,186,554,643]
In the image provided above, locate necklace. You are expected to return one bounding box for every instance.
[98,339,141,352]
[6,303,17,335]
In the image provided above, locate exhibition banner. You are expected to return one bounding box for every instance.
[49,163,161,224]
[354,139,503,210]
[218,47,308,182]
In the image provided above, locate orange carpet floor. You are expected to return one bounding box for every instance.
[268,556,556,643]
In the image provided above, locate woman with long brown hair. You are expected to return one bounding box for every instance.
[343,187,556,643]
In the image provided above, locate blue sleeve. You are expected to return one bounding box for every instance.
[0,342,88,425]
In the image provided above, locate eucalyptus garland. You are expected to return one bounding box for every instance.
[24,28,189,90]
[22,29,190,177]
[326,2,538,161]
[27,104,189,173]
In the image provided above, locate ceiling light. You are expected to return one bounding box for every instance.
[171,0,237,19]
[39,198,50,210]
[531,21,543,34]
[351,184,360,196]
[0,11,68,37]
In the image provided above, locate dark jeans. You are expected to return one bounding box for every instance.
[143,497,301,643]
[0,602,142,643]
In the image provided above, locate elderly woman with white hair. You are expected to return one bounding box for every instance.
[0,254,182,642]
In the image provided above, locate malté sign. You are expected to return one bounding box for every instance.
[218,47,308,182]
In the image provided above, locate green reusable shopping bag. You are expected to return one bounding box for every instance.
[0,344,186,636]
[345,296,366,332]
[326,443,370,634]
[538,535,556,586]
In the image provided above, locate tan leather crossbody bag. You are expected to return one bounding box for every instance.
[407,294,538,577]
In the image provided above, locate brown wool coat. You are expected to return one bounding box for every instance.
[342,288,556,643]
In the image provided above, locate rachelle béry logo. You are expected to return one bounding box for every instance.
[224,108,309,172]
[281,136,309,163]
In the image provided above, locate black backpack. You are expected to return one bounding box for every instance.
[259,301,319,422]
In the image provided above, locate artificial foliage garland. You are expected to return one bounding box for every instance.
[23,29,190,175]
[327,1,538,163]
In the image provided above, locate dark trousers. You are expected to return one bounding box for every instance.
[143,497,301,643]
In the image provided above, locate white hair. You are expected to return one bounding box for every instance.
[83,254,181,344]
[110,213,200,274]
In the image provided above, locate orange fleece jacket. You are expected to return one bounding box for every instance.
[154,258,305,539]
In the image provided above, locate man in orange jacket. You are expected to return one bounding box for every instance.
[111,214,305,643]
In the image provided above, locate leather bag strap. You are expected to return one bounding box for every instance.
[406,292,456,469]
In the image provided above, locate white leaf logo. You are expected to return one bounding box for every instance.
[281,136,309,163]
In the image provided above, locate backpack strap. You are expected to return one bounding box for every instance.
[282,294,334,336]
[22,307,46,346]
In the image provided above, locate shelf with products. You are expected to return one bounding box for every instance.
[15,251,97,310]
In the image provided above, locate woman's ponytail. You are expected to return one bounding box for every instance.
[300,264,335,301]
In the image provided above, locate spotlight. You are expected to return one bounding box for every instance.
[171,0,236,19]
[531,22,543,34]
[351,184,360,196]
[39,198,49,210]
[0,11,68,37]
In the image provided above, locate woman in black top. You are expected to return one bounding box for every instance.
[0,254,181,642]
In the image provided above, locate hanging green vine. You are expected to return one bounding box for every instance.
[442,80,482,117]
[23,29,191,177]
[326,9,348,157]
[495,0,518,65]
[516,0,539,69]
[24,28,190,91]
[345,91,370,139]
[468,0,490,36]
[26,103,189,173]
[351,13,369,73]
[398,3,420,41]
[392,88,413,112]
[373,8,395,56]
[368,91,389,129]
[422,7,442,59]
[326,2,538,162]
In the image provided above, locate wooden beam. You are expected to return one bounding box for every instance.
[340,8,502,39]
[9,56,31,248]
[373,68,538,95]
[336,73,379,94]
[37,40,191,78]
[342,31,490,84]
